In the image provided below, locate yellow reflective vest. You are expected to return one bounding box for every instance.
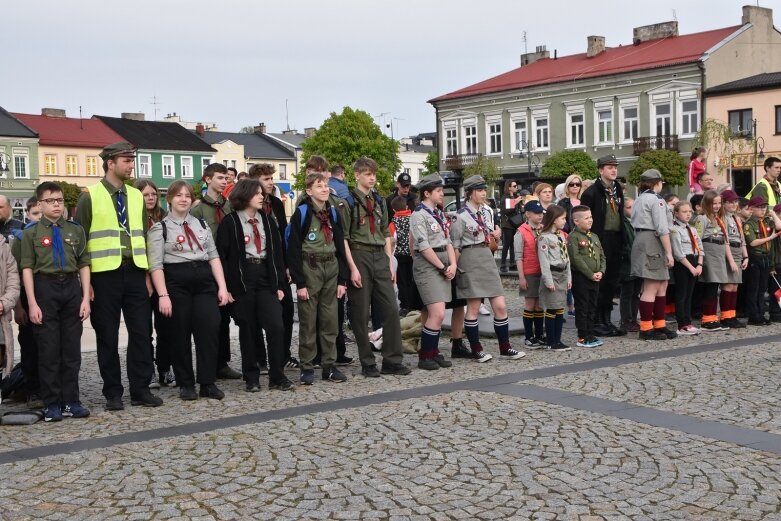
[86,182,148,272]
[748,178,780,208]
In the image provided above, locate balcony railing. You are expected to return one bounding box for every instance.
[633,135,679,156]
[445,153,481,171]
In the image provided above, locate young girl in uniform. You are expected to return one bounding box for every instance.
[451,175,525,362]
[135,179,174,388]
[410,174,456,370]
[537,204,571,351]
[719,189,747,328]
[671,201,704,335]
[697,190,739,331]
[631,169,676,340]
[147,181,231,401]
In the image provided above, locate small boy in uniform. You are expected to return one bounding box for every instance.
[514,200,545,347]
[568,206,606,348]
[287,173,349,385]
[21,182,91,422]
[743,196,781,325]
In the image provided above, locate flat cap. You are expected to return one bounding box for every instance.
[639,169,663,182]
[396,172,412,186]
[100,141,136,160]
[518,189,531,196]
[463,175,487,191]
[417,173,445,191]
[720,189,739,203]
[597,155,619,168]
[748,195,768,207]
[523,200,544,214]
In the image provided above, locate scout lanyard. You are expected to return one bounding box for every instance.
[416,203,449,238]
[463,203,489,243]
[603,179,620,215]
[674,220,700,255]
[351,190,382,235]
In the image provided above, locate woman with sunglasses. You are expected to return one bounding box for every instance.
[499,180,522,273]
[558,175,583,233]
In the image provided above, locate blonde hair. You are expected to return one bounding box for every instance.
[564,174,583,199]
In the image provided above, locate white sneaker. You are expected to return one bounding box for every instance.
[479,303,491,315]
[677,326,700,336]
[472,350,493,363]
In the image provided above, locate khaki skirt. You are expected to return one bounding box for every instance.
[519,274,541,298]
[456,245,504,299]
[724,245,743,284]
[630,230,669,281]
[413,250,452,306]
[701,241,729,284]
[539,269,568,310]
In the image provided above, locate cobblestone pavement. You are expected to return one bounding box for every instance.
[2,285,781,519]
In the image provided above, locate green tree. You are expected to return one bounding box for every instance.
[239,126,256,134]
[56,180,83,209]
[463,155,500,191]
[692,118,756,173]
[626,150,687,186]
[296,107,400,194]
[422,150,439,175]
[540,150,598,180]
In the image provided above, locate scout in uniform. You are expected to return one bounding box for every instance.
[719,190,747,328]
[670,201,704,336]
[21,182,88,422]
[191,163,242,380]
[147,181,231,401]
[217,179,294,392]
[514,200,545,347]
[342,157,411,378]
[696,190,737,331]
[537,204,571,351]
[630,169,675,340]
[288,173,349,385]
[451,175,525,362]
[567,205,606,348]
[76,142,162,410]
[770,203,781,322]
[742,196,781,325]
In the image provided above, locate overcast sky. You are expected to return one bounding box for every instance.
[4,1,761,139]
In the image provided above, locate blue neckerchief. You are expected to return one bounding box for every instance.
[51,222,65,269]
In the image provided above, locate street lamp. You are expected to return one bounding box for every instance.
[515,139,540,176]
[752,119,766,185]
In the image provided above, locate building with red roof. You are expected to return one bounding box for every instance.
[428,5,781,190]
[13,108,125,189]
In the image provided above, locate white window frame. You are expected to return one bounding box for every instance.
[162,155,175,178]
[12,149,29,179]
[138,154,152,178]
[44,154,57,175]
[66,155,78,176]
[278,163,287,180]
[201,157,211,171]
[650,93,673,137]
[678,90,699,137]
[86,156,99,176]
[443,121,458,157]
[511,112,528,152]
[485,114,502,156]
[180,156,193,179]
[463,124,477,155]
[565,103,585,149]
[531,108,550,151]
[593,101,614,146]
[619,97,640,144]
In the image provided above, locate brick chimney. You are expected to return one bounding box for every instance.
[633,21,678,44]
[121,112,145,121]
[304,127,316,138]
[587,36,606,57]
[742,5,773,28]
[254,122,267,134]
[195,124,205,136]
[41,108,66,117]
[520,45,549,66]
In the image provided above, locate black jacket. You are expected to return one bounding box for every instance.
[385,189,416,215]
[286,197,349,288]
[580,177,625,244]
[216,211,286,295]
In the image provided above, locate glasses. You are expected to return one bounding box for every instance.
[41,198,65,205]
[569,183,582,187]
[509,184,517,188]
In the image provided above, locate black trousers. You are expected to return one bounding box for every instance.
[281,281,295,358]
[746,255,771,320]
[501,228,515,265]
[17,291,39,396]
[672,257,698,328]
[217,306,232,368]
[597,231,622,317]
[149,293,173,375]
[232,261,285,385]
[32,274,82,406]
[395,255,414,311]
[571,272,598,339]
[91,263,154,399]
[165,262,221,387]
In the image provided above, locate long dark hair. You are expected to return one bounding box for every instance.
[134,179,164,224]
[540,204,567,233]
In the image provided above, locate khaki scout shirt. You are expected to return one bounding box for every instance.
[670,219,704,261]
[744,216,773,256]
[190,192,232,239]
[75,178,148,260]
[342,187,389,247]
[450,203,489,250]
[146,213,218,271]
[20,216,89,274]
[538,231,572,288]
[631,191,669,236]
[302,203,337,255]
[568,228,606,279]
[238,210,267,259]
[410,203,450,252]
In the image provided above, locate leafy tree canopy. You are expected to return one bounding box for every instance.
[540,150,598,180]
[463,155,501,188]
[422,150,439,176]
[239,126,256,134]
[626,149,687,187]
[296,107,400,194]
[56,180,82,208]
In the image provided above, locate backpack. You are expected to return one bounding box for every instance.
[285,203,337,248]
[347,189,384,236]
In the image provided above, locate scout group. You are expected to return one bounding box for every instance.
[2,143,780,423]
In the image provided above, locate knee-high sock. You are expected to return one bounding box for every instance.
[639,300,654,332]
[464,318,481,352]
[494,316,511,352]
[720,290,736,319]
[554,309,565,345]
[419,327,440,359]
[653,295,666,329]
[522,310,534,340]
[544,311,556,345]
[534,311,545,339]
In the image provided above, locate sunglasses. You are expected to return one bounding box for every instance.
[509,184,517,188]
[569,183,581,187]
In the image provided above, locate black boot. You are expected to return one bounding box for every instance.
[450,338,472,358]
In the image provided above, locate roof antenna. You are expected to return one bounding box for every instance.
[150,94,161,121]
[672,9,677,21]
[79,105,83,130]
[285,99,290,131]
[522,31,528,54]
